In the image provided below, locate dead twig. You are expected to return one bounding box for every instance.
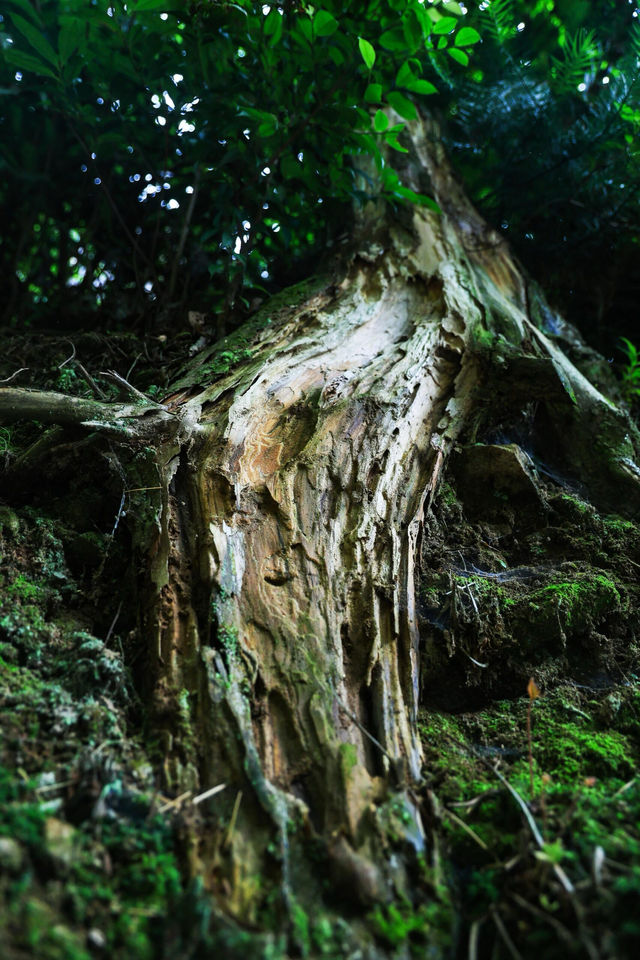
[192,783,227,806]
[0,367,29,384]
[73,361,108,399]
[490,906,523,960]
[99,369,165,406]
[224,790,243,847]
[441,806,491,852]
[157,790,192,814]
[336,695,394,762]
[58,342,76,368]
[489,764,575,895]
[105,601,123,646]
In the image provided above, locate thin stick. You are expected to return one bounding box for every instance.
[58,342,76,368]
[442,806,491,852]
[105,601,123,646]
[99,370,157,404]
[76,361,108,399]
[490,907,523,960]
[36,778,75,793]
[0,367,29,384]
[527,698,534,798]
[157,790,192,814]
[490,765,575,894]
[468,918,483,960]
[491,765,544,847]
[336,696,393,761]
[192,782,227,806]
[225,790,243,847]
[168,164,201,301]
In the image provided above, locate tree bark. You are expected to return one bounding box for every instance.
[3,115,639,943]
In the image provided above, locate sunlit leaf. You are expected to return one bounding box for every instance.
[405,78,437,95]
[385,131,409,152]
[373,109,389,132]
[455,26,481,46]
[447,47,469,66]
[432,17,457,36]
[358,36,375,69]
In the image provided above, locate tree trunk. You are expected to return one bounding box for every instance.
[2,115,639,951]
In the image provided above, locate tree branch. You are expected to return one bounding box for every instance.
[0,387,172,430]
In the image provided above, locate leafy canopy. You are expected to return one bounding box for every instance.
[1,0,638,356]
[0,0,477,331]
[439,0,640,352]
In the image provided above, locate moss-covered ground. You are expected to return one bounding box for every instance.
[413,441,640,958]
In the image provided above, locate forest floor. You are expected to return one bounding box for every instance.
[1,329,639,959]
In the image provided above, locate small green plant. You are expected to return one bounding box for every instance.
[619,337,640,401]
[0,426,14,455]
[56,366,79,392]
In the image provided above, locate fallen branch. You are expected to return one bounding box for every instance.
[0,387,175,435]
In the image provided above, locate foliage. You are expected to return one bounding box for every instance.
[619,337,640,404]
[0,0,479,334]
[441,0,640,353]
[2,1,637,365]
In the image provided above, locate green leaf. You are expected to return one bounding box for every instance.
[437,37,448,49]
[58,18,83,65]
[394,184,440,211]
[364,82,382,103]
[3,47,58,79]
[405,78,437,95]
[447,47,469,66]
[432,16,457,35]
[358,37,375,69]
[379,28,407,52]
[455,26,481,46]
[10,14,59,67]
[298,18,313,44]
[412,3,432,37]
[314,10,339,38]
[395,60,416,88]
[402,10,422,50]
[373,109,389,132]
[257,114,278,137]
[385,131,409,153]
[280,154,299,180]
[5,0,42,26]
[264,9,283,45]
[387,91,417,120]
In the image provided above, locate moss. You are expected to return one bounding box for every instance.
[527,574,620,630]
[290,902,311,957]
[603,514,638,536]
[369,898,452,953]
[438,480,458,507]
[219,624,239,658]
[418,677,640,955]
[338,742,358,779]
